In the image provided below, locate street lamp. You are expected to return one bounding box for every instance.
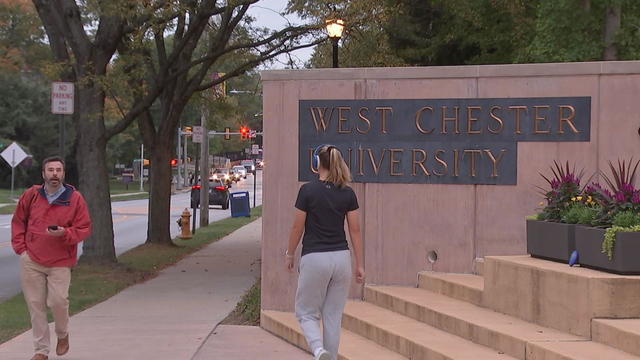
[325,18,345,68]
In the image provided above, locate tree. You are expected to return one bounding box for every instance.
[520,0,640,62]
[0,1,64,188]
[288,0,405,68]
[123,4,321,245]
[31,1,322,260]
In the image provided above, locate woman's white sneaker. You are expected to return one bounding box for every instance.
[314,348,331,360]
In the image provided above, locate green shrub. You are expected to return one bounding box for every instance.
[612,211,640,228]
[577,206,599,225]
[561,203,599,225]
[602,224,640,260]
[561,204,582,224]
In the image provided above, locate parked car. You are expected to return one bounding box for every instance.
[232,165,247,179]
[211,168,233,186]
[241,159,255,174]
[190,178,229,210]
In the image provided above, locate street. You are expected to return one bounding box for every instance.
[0,171,262,302]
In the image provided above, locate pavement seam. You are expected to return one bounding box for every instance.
[190,322,223,360]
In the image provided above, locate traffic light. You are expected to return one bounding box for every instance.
[240,126,249,140]
[170,158,178,166]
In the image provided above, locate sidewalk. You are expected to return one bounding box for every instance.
[0,218,309,360]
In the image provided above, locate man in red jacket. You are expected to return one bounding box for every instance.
[11,156,92,360]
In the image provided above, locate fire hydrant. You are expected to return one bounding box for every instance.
[178,208,192,239]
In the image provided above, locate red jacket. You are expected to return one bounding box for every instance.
[12,184,92,267]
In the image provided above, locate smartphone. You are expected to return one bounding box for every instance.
[47,225,59,231]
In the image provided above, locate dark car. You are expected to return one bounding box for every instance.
[190,178,229,210]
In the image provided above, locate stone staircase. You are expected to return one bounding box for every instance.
[262,255,640,359]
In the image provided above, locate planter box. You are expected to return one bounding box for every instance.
[575,226,640,275]
[526,219,576,263]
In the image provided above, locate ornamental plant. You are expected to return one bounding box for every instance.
[601,159,640,214]
[561,195,600,225]
[594,159,640,260]
[537,161,584,222]
[583,159,640,226]
[602,211,640,260]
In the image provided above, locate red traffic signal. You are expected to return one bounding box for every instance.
[240,126,249,139]
[170,158,178,166]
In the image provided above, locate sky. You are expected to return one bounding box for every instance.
[246,0,315,69]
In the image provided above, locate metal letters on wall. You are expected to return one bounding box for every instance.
[299,97,591,185]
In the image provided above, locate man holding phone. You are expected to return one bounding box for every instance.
[11,156,92,360]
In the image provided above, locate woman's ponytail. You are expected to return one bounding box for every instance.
[318,146,352,187]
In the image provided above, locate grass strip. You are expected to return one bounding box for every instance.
[220,276,261,326]
[0,204,16,215]
[0,189,23,203]
[0,206,262,344]
[110,193,150,202]
[108,180,150,195]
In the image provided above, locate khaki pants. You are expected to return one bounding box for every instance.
[20,252,71,356]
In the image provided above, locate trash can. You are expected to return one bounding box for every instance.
[230,191,250,217]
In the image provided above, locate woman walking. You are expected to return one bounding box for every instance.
[286,145,365,360]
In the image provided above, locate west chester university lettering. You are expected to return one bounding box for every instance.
[298,97,591,185]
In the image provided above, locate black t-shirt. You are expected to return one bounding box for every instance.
[295,180,359,256]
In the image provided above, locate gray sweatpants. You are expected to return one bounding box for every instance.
[295,250,352,360]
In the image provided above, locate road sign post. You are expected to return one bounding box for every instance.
[51,82,74,158]
[192,126,203,144]
[1,142,29,199]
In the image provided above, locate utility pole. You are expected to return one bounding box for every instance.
[199,109,209,227]
[139,144,144,192]
[176,128,182,190]
[183,133,188,187]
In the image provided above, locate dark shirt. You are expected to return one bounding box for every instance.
[294,180,359,256]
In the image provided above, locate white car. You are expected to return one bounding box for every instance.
[241,160,255,174]
[232,165,247,179]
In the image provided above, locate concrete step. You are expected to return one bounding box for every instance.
[342,300,517,360]
[527,340,640,360]
[417,271,484,306]
[364,285,583,359]
[474,257,485,276]
[483,255,640,337]
[261,310,407,360]
[593,318,640,357]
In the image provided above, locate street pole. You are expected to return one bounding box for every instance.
[176,128,182,190]
[140,144,144,192]
[251,136,256,208]
[59,115,65,158]
[199,109,209,227]
[192,142,199,235]
[10,149,15,199]
[331,37,339,68]
[183,134,188,187]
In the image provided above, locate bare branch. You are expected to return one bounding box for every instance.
[178,24,320,85]
[194,38,323,92]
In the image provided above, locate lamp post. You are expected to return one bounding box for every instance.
[325,18,345,68]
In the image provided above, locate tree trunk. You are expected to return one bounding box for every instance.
[76,86,117,263]
[603,5,621,61]
[145,128,175,245]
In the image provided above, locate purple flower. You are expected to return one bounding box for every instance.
[615,191,626,202]
[621,182,636,193]
[633,192,640,204]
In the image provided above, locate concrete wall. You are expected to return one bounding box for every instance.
[260,61,640,311]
